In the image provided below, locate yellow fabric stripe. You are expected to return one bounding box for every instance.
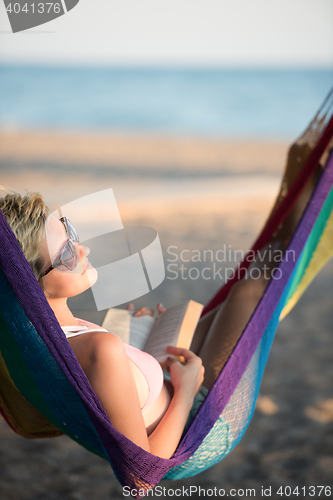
[280,208,333,320]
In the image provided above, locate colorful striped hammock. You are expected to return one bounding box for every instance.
[0,92,333,495]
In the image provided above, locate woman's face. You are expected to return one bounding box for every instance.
[39,215,98,299]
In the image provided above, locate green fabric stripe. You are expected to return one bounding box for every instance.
[285,185,333,304]
[0,311,105,458]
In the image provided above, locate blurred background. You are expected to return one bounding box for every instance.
[0,1,333,498]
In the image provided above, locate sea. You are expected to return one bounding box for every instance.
[0,65,332,139]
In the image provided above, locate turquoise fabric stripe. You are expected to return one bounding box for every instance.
[0,267,106,458]
[284,184,333,305]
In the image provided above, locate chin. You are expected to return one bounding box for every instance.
[72,268,98,298]
[86,266,98,287]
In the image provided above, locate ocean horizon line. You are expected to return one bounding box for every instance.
[1,62,333,72]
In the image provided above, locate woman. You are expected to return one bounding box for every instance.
[0,189,271,459]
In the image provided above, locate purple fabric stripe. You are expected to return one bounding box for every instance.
[173,150,333,459]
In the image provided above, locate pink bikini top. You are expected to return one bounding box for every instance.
[62,319,164,411]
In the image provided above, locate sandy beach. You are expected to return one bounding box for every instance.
[0,130,288,172]
[0,130,332,499]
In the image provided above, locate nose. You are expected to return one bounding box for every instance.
[81,244,90,257]
[77,243,90,258]
[73,242,90,259]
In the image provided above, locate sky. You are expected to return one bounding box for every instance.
[0,0,332,67]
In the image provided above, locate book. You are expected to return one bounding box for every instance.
[101,300,203,364]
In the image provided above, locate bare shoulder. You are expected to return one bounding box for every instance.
[67,330,125,370]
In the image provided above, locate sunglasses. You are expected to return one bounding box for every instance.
[41,217,80,277]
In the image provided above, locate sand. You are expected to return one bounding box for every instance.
[0,130,332,499]
[0,130,288,173]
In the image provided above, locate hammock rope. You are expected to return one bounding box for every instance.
[1,90,333,494]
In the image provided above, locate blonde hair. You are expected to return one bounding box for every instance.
[0,187,48,280]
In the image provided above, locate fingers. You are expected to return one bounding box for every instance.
[164,355,177,371]
[166,346,201,364]
[134,307,155,317]
[165,348,205,387]
[127,303,166,316]
[157,303,166,315]
[166,345,194,358]
[131,303,165,316]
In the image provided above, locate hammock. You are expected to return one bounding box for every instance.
[1,90,333,495]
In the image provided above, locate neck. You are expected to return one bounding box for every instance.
[47,297,79,326]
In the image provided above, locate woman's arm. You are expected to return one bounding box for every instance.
[147,346,204,458]
[68,332,204,459]
[68,331,150,449]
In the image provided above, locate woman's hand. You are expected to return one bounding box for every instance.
[148,347,205,457]
[126,303,166,317]
[164,346,205,401]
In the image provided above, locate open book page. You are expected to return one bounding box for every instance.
[101,308,155,349]
[144,301,196,362]
[102,300,203,360]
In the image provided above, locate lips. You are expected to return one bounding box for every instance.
[81,260,92,275]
